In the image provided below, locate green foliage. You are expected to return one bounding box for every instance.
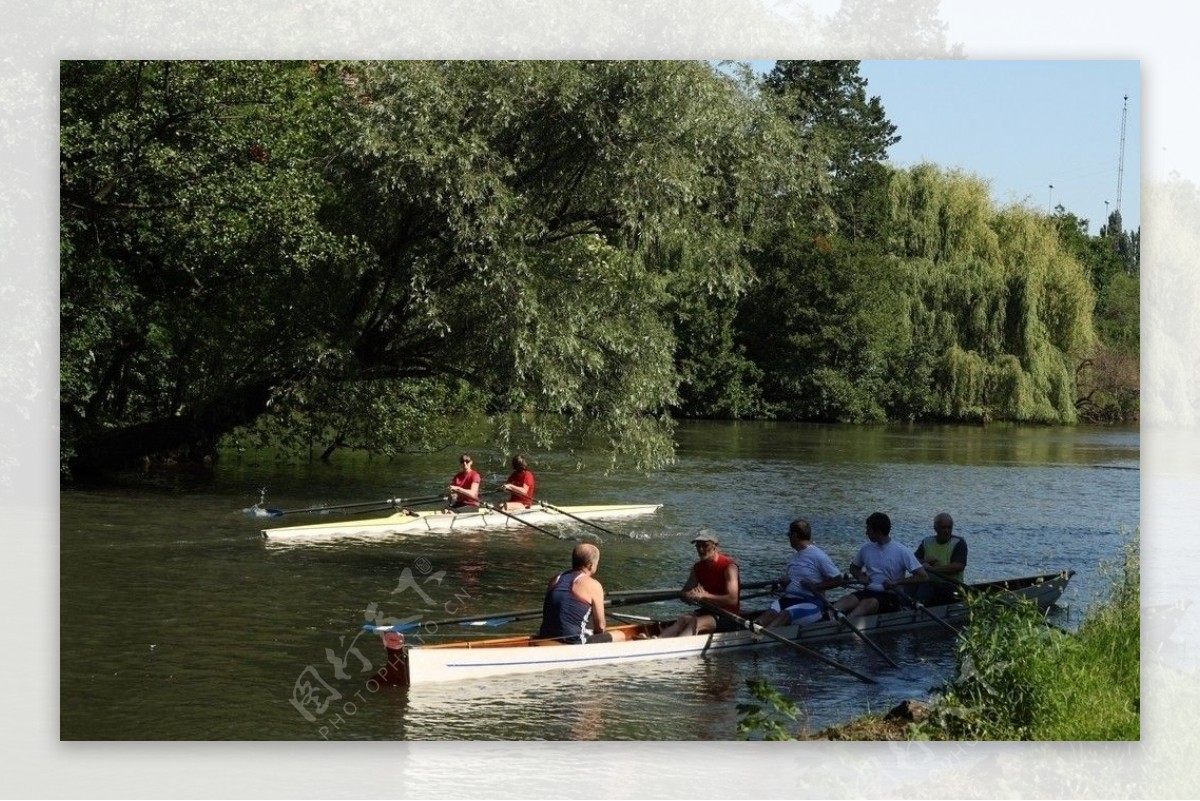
[61,60,359,468]
[1095,271,1140,351]
[763,60,899,239]
[60,60,1130,476]
[61,60,794,474]
[889,169,1095,423]
[736,677,800,740]
[917,541,1140,740]
[231,376,484,460]
[740,234,910,422]
[735,161,1099,425]
[1048,207,1138,422]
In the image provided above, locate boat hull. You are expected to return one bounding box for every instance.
[373,571,1073,685]
[261,503,662,542]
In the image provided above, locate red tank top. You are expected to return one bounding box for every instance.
[694,553,739,613]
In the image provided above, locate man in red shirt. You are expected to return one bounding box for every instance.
[656,531,741,638]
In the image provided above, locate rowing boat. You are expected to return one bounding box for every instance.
[261,503,662,542]
[367,570,1074,685]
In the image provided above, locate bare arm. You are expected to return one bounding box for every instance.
[807,575,847,593]
[678,566,700,598]
[683,563,740,608]
[503,473,533,500]
[585,578,608,632]
[886,566,929,588]
[450,476,481,501]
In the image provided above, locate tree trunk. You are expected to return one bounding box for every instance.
[67,380,277,475]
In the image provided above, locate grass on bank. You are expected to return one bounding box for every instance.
[915,544,1139,740]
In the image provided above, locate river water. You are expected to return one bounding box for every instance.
[59,420,1139,741]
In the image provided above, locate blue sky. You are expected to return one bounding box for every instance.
[750,60,1140,235]
[857,60,1140,234]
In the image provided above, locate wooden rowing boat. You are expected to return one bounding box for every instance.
[367,571,1074,685]
[261,503,662,542]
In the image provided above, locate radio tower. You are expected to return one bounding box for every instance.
[1115,94,1128,217]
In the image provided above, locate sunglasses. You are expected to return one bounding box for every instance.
[461,458,472,464]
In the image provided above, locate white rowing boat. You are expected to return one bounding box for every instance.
[367,571,1073,685]
[261,502,662,542]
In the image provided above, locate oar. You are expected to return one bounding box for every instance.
[605,579,776,602]
[870,584,964,639]
[696,601,877,684]
[364,586,697,635]
[365,605,546,634]
[536,499,621,537]
[244,494,444,518]
[495,487,622,538]
[477,500,581,541]
[813,596,900,669]
[451,588,726,629]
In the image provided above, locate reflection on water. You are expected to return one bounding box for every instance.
[60,421,1139,740]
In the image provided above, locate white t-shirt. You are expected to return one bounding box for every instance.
[782,544,841,596]
[852,538,922,591]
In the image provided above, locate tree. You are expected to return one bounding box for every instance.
[739,231,911,422]
[762,59,899,239]
[727,61,906,421]
[61,61,355,472]
[60,60,796,475]
[1047,207,1138,421]
[886,166,1095,423]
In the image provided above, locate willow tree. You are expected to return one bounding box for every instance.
[61,60,797,475]
[887,165,1095,422]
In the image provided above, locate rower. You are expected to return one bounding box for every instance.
[495,454,536,512]
[832,512,928,619]
[444,453,482,512]
[656,531,741,638]
[911,512,968,605]
[536,543,627,644]
[756,519,846,629]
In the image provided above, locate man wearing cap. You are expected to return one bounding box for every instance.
[656,530,741,638]
[755,519,846,629]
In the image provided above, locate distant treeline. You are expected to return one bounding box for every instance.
[60,60,1139,476]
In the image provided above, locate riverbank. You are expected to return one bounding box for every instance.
[796,542,1139,741]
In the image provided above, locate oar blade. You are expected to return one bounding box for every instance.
[459,616,518,628]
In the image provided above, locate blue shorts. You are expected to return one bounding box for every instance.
[770,595,825,625]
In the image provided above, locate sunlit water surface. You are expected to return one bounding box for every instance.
[60,421,1138,740]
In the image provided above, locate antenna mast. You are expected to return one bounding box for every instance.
[1115,93,1128,216]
